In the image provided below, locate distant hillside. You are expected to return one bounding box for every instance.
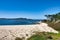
[0,18,40,25]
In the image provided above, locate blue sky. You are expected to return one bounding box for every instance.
[0,0,60,19]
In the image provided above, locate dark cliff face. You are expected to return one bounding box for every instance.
[0,18,40,25]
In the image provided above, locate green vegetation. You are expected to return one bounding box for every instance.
[43,12,60,31]
[27,32,60,40]
[27,34,46,40]
[45,12,60,22]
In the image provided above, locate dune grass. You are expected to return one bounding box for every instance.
[27,32,60,40]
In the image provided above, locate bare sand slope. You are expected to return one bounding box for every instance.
[0,23,58,40]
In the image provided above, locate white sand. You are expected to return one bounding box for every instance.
[0,23,58,40]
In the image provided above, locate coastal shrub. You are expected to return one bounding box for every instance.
[46,21,60,31]
[15,37,22,40]
[27,32,60,40]
[27,34,46,40]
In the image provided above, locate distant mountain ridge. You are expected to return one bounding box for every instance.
[0,18,41,25]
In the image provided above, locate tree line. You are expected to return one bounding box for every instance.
[45,12,60,22]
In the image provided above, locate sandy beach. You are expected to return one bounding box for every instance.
[0,23,58,40]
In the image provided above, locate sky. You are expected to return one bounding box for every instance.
[0,0,60,19]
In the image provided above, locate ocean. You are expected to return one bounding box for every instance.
[0,19,40,25]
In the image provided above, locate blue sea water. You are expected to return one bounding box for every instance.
[0,19,40,25]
